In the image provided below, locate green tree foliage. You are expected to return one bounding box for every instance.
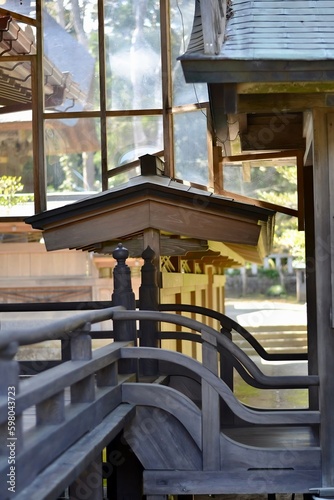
[257,165,305,261]
[0,176,32,207]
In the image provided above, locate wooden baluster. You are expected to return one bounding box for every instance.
[68,327,103,499]
[112,243,137,374]
[219,326,234,425]
[70,327,95,404]
[201,329,220,470]
[139,245,159,377]
[96,361,118,388]
[0,342,23,456]
[36,391,65,426]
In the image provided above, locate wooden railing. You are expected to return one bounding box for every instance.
[0,307,320,498]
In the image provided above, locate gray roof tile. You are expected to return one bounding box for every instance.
[222,0,334,60]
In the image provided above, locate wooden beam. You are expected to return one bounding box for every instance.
[208,84,232,155]
[303,164,319,411]
[240,113,305,151]
[223,150,301,163]
[312,108,334,486]
[220,190,298,218]
[160,0,174,177]
[144,469,321,495]
[98,0,108,191]
[32,3,46,213]
[213,145,223,193]
[238,93,331,114]
[297,149,305,231]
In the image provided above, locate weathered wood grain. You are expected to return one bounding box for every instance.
[121,346,320,425]
[14,404,135,500]
[122,383,201,448]
[123,406,202,470]
[144,469,322,495]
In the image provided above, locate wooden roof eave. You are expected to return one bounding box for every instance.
[180,57,334,85]
[25,176,275,257]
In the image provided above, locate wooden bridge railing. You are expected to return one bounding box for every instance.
[159,303,307,362]
[0,306,320,498]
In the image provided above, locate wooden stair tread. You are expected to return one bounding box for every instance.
[222,425,319,448]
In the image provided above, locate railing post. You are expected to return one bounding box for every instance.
[70,325,96,404]
[201,329,221,470]
[112,243,136,341]
[112,243,137,374]
[0,342,23,456]
[68,325,103,499]
[0,341,23,496]
[219,326,235,425]
[139,245,159,376]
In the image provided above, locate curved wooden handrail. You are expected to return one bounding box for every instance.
[0,307,316,389]
[159,303,307,362]
[0,306,125,351]
[159,331,306,389]
[114,310,318,389]
[120,346,320,426]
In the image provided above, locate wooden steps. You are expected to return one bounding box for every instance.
[232,325,307,355]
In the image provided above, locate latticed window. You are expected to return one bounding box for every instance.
[0,0,209,219]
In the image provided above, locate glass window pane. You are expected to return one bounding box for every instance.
[43,0,99,112]
[0,61,34,217]
[45,117,101,209]
[107,115,163,186]
[174,110,208,185]
[0,0,36,19]
[223,159,298,210]
[170,0,208,105]
[105,0,162,110]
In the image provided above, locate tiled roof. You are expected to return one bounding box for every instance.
[221,0,334,60]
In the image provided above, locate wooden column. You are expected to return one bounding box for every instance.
[201,329,220,471]
[112,243,136,341]
[160,0,174,177]
[303,163,319,410]
[312,108,334,486]
[139,245,159,376]
[143,228,161,284]
[0,342,22,456]
[112,243,137,374]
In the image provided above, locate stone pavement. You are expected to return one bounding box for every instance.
[225,298,307,328]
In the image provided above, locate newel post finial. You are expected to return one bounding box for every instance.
[112,243,136,342]
[139,245,159,376]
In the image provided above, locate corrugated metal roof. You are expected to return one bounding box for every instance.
[222,0,334,60]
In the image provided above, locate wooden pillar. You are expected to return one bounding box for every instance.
[0,342,22,458]
[219,325,234,425]
[201,329,220,470]
[112,243,137,373]
[112,243,136,341]
[312,108,334,486]
[139,245,159,376]
[303,163,319,410]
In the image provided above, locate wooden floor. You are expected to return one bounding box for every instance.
[223,425,319,448]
